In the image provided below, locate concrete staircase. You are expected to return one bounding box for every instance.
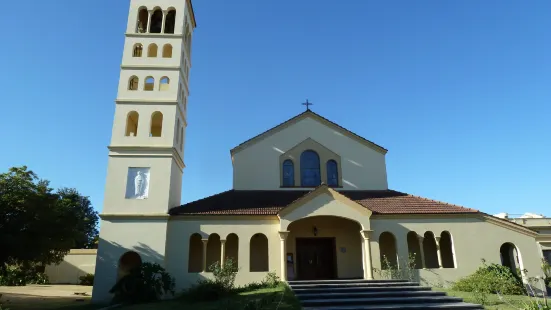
[288,279,484,309]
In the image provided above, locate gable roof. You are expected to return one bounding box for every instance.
[169,189,479,216]
[230,110,388,156]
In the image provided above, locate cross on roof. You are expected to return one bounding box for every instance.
[302,99,313,111]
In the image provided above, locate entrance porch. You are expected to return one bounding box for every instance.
[281,216,372,281]
[276,186,374,281]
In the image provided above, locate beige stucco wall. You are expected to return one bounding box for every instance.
[45,249,97,284]
[102,156,182,215]
[370,215,543,287]
[92,218,168,303]
[232,116,388,191]
[165,217,281,291]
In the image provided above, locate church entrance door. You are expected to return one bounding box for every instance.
[296,237,337,280]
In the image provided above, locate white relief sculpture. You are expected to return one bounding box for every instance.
[125,167,150,199]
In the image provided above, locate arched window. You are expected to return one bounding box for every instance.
[150,112,163,137]
[128,76,139,91]
[148,44,158,57]
[226,233,239,267]
[326,160,338,187]
[406,231,423,269]
[188,233,203,272]
[159,77,170,91]
[150,9,163,34]
[440,231,455,268]
[164,9,176,34]
[125,111,139,136]
[379,232,398,269]
[137,8,148,33]
[132,44,143,57]
[118,251,142,280]
[206,234,221,271]
[250,233,268,272]
[144,76,154,91]
[300,150,321,187]
[423,231,439,269]
[162,44,173,58]
[282,160,294,187]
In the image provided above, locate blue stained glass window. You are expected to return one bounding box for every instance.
[327,160,338,187]
[300,150,321,187]
[282,160,294,186]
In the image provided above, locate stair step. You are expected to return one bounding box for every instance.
[301,296,465,307]
[288,279,410,285]
[290,282,420,289]
[296,290,446,300]
[303,302,484,310]
[291,285,433,294]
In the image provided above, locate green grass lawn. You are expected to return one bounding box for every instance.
[125,284,302,310]
[435,288,550,310]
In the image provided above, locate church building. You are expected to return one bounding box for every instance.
[92,0,546,303]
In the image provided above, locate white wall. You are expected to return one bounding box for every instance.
[45,250,97,284]
[232,116,388,190]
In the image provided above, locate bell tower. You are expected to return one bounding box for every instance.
[92,0,196,303]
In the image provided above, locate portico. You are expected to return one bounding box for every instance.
[277,186,374,281]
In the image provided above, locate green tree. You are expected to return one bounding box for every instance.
[0,166,99,269]
[56,187,99,249]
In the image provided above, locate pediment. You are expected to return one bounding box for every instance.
[230,111,387,156]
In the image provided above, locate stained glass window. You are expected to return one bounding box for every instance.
[327,160,338,187]
[282,160,294,187]
[300,150,321,187]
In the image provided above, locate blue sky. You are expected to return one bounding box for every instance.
[0,0,550,217]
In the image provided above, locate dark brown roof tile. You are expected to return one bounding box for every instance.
[169,189,478,216]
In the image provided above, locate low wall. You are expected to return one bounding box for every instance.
[45,249,97,284]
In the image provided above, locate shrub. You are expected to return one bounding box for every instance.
[181,279,229,302]
[210,258,239,292]
[452,259,526,295]
[140,262,175,298]
[373,253,417,282]
[109,262,175,305]
[79,273,94,286]
[181,259,239,303]
[0,263,49,286]
[262,271,280,288]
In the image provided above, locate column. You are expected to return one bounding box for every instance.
[147,10,153,33]
[220,239,227,268]
[201,239,208,272]
[279,231,290,281]
[161,10,167,34]
[361,230,374,280]
[417,235,426,269]
[435,236,443,268]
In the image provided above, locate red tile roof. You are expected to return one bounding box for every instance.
[169,189,479,216]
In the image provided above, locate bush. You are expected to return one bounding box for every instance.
[452,259,526,295]
[182,279,229,302]
[79,273,94,286]
[0,263,49,286]
[262,271,280,288]
[109,262,175,305]
[181,259,240,303]
[234,271,281,293]
[210,258,240,292]
[140,262,175,298]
